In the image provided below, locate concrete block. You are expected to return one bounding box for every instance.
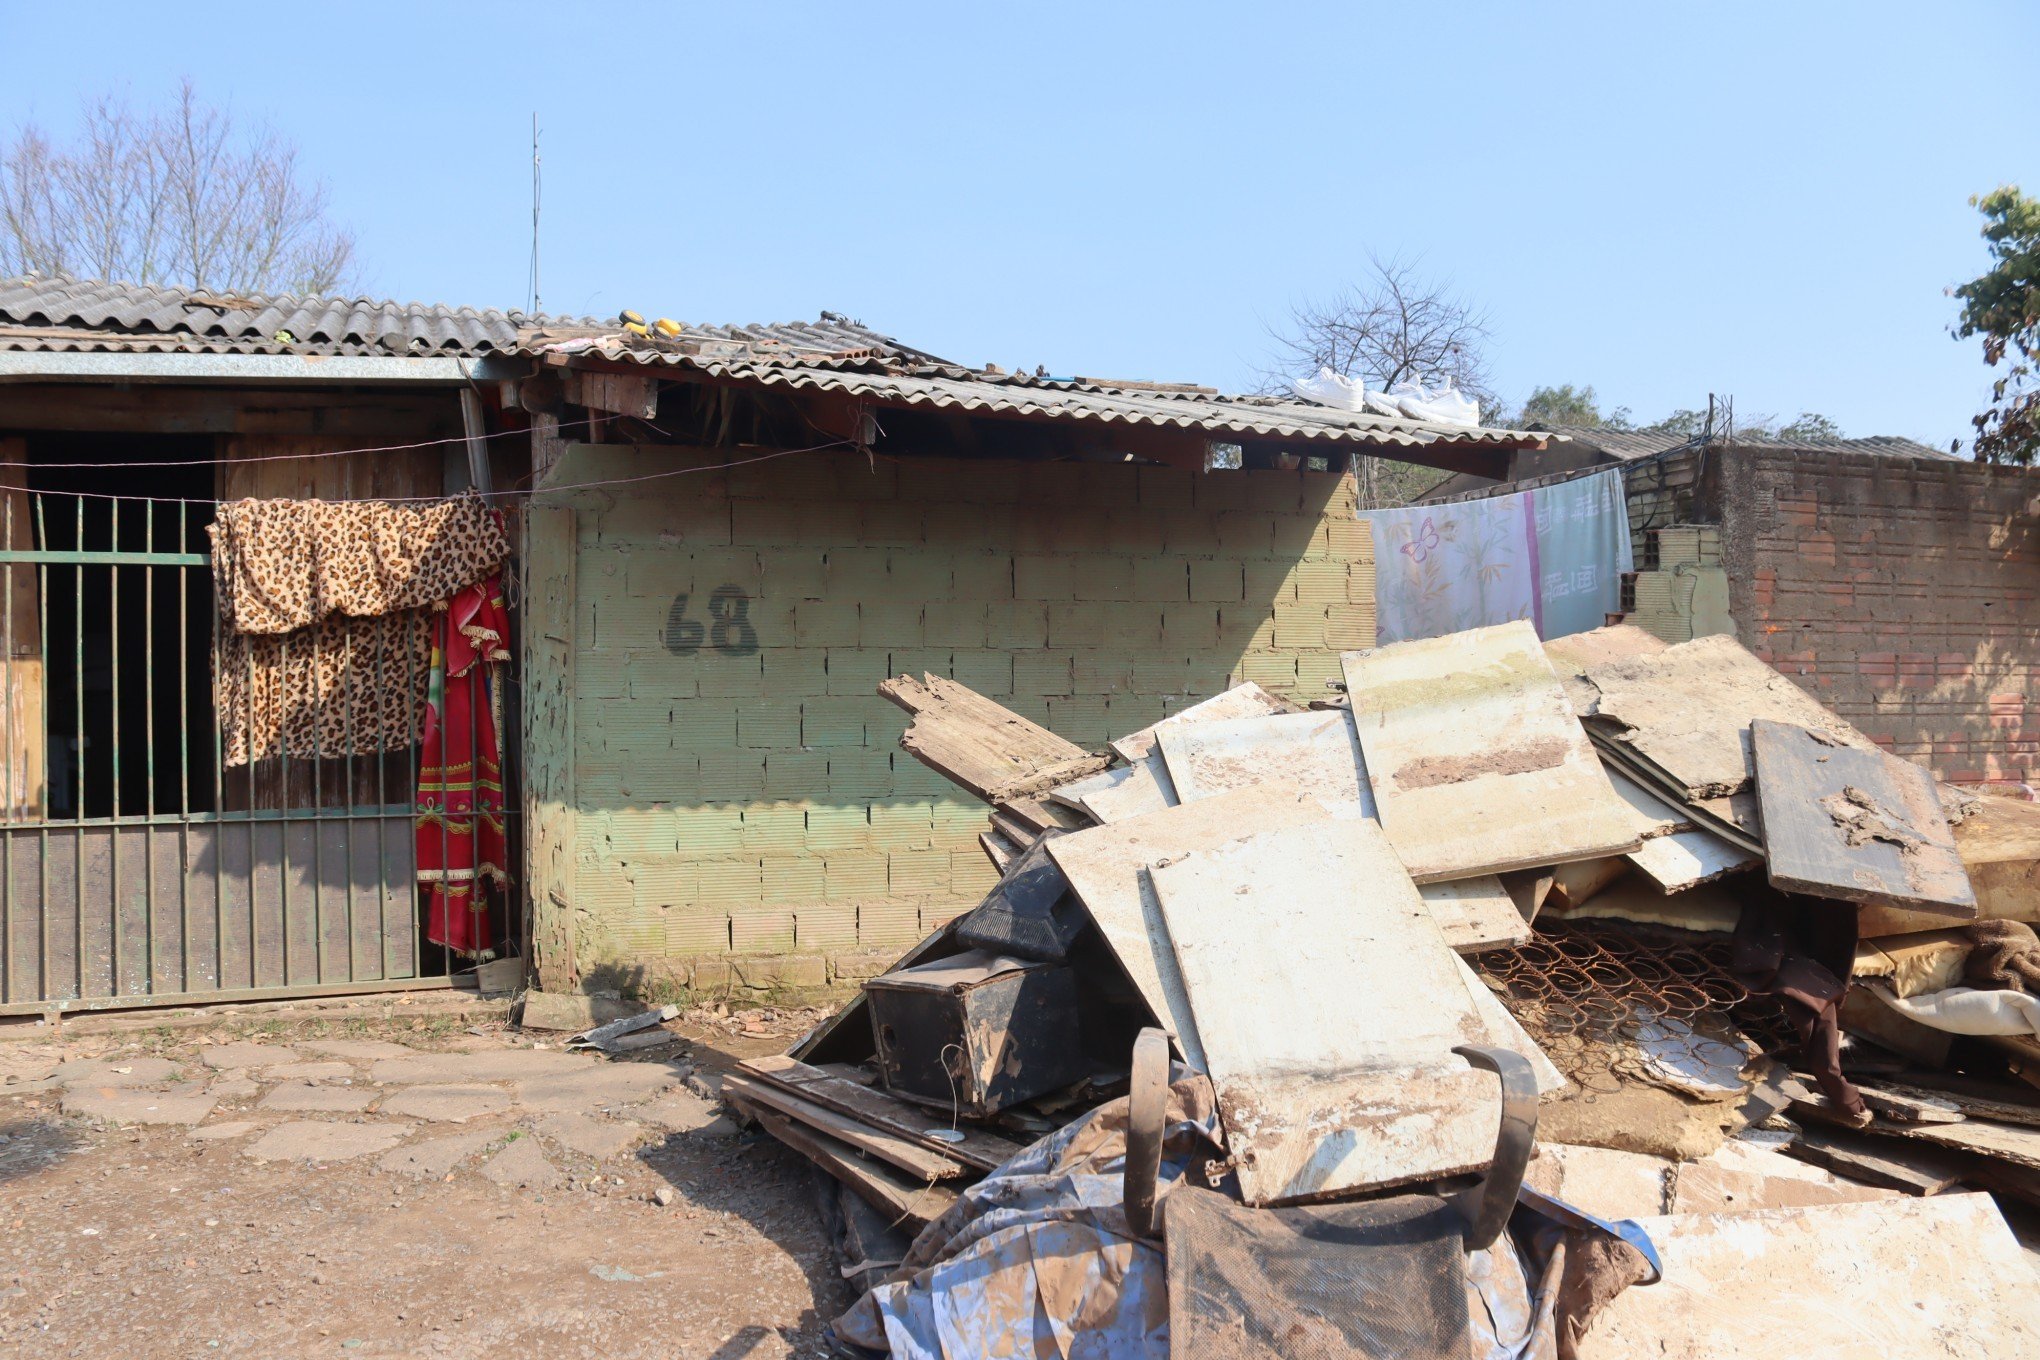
[1324,604,1376,650]
[1239,652,1298,690]
[697,750,768,800]
[694,858,764,906]
[1295,652,1344,698]
[986,601,1050,649]
[870,802,936,849]
[1243,560,1296,605]
[632,858,700,908]
[829,949,904,983]
[1013,651,1075,697]
[1273,601,1327,648]
[889,648,953,683]
[662,908,730,955]
[1071,555,1137,601]
[826,547,892,597]
[859,901,923,946]
[859,599,926,647]
[1015,555,1079,600]
[827,749,895,799]
[673,805,746,857]
[1326,517,1372,560]
[825,647,892,696]
[1073,649,1133,692]
[1134,556,1190,602]
[1048,694,1113,742]
[857,501,924,549]
[1048,602,1115,647]
[796,902,859,950]
[696,653,764,698]
[1105,507,1168,556]
[1161,608,1225,649]
[671,699,741,750]
[1271,515,1330,559]
[801,698,869,747]
[886,550,957,598]
[826,852,889,899]
[736,701,802,749]
[951,552,1015,600]
[740,803,808,853]
[763,750,828,797]
[764,550,829,598]
[761,856,827,904]
[888,752,956,798]
[1139,464,1198,509]
[888,848,949,895]
[1216,510,1275,557]
[925,600,990,647]
[729,909,798,956]
[1291,560,1349,604]
[687,548,763,597]
[804,805,871,851]
[949,648,1014,696]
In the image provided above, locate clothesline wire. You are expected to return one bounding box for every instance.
[0,414,603,472]
[6,439,855,506]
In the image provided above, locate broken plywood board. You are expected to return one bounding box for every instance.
[1671,1134,1902,1214]
[1780,1123,1970,1195]
[1851,930,1972,998]
[1602,764,1696,840]
[1340,620,1640,882]
[1158,709,1375,816]
[1578,632,1877,800]
[735,1100,958,1234]
[1582,1194,2040,1359]
[1867,1078,2040,1128]
[1543,623,1670,717]
[1596,738,1765,852]
[1894,1115,2040,1173]
[1751,719,1975,916]
[1071,755,1177,824]
[879,673,1109,803]
[738,1055,1027,1173]
[1045,783,1332,1070]
[1627,827,1762,893]
[1108,682,1298,763]
[1420,876,1532,951]
[1151,819,1509,1204]
[720,1073,968,1181]
[1859,791,2040,934]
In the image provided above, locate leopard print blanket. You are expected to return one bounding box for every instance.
[209,495,510,635]
[217,611,431,767]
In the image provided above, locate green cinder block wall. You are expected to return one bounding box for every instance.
[525,443,1376,995]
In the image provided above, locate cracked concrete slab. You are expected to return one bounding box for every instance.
[377,1129,498,1178]
[258,1083,377,1114]
[189,1121,259,1142]
[52,1057,184,1087]
[259,1061,357,1083]
[62,1087,218,1125]
[371,1050,590,1085]
[514,1063,685,1114]
[298,1039,420,1060]
[378,1084,512,1123]
[199,1043,298,1070]
[480,1136,563,1190]
[206,1078,261,1101]
[534,1113,645,1161]
[244,1121,409,1164]
[636,1089,727,1135]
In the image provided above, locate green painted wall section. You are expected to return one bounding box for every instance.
[527,443,1375,983]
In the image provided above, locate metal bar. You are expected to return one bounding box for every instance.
[109,496,120,996]
[0,971,462,1017]
[35,493,48,1002]
[178,502,191,994]
[0,550,207,567]
[73,495,83,1000]
[144,502,155,995]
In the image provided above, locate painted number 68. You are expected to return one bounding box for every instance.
[665,585,759,656]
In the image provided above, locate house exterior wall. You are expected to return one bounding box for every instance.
[522,443,1375,998]
[1717,446,2040,789]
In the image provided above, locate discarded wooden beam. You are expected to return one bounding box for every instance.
[733,1098,958,1235]
[1780,1124,1970,1195]
[720,1073,969,1182]
[1751,719,1975,916]
[880,673,1109,803]
[738,1055,1027,1173]
[1869,1077,2040,1128]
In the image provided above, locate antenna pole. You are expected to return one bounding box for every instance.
[529,113,542,316]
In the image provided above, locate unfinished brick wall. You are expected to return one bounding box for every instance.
[525,444,1374,994]
[1718,447,2040,788]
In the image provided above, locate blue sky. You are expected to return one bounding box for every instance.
[7,2,2034,448]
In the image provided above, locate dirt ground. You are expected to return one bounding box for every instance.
[0,994,850,1360]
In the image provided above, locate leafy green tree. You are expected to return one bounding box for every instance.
[1516,384,1634,430]
[1953,186,2040,465]
[1774,412,1844,442]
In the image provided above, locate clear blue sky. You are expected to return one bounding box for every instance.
[8,2,2034,449]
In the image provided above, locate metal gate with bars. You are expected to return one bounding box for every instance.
[0,490,445,1014]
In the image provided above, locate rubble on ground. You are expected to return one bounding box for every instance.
[722,619,2040,1358]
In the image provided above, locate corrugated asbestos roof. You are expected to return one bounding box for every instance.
[526,337,1553,450]
[0,274,917,361]
[0,273,1553,450]
[1536,423,1959,463]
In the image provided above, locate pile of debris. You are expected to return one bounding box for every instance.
[721,619,2040,1358]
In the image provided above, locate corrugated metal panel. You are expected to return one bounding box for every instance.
[536,343,1551,449]
[0,275,919,362]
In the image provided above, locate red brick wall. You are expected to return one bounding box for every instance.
[1719,447,2040,789]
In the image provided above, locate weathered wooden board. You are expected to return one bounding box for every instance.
[1158,710,1375,816]
[1151,819,1504,1203]
[1869,1078,2040,1129]
[720,1073,968,1181]
[1628,827,1762,893]
[739,1054,1025,1173]
[1583,1194,2040,1358]
[979,830,1018,873]
[1109,682,1298,763]
[731,1098,958,1233]
[879,673,1108,803]
[1418,876,1531,951]
[1751,719,1975,915]
[1340,621,1640,882]
[1859,792,2040,935]
[1602,765,1694,840]
[1781,1124,1971,1195]
[1046,783,1332,1069]
[1896,1115,2040,1172]
[1543,622,1668,718]
[1580,633,1877,800]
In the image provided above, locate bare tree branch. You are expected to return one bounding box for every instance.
[0,81,356,296]
[1264,256,1498,507]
